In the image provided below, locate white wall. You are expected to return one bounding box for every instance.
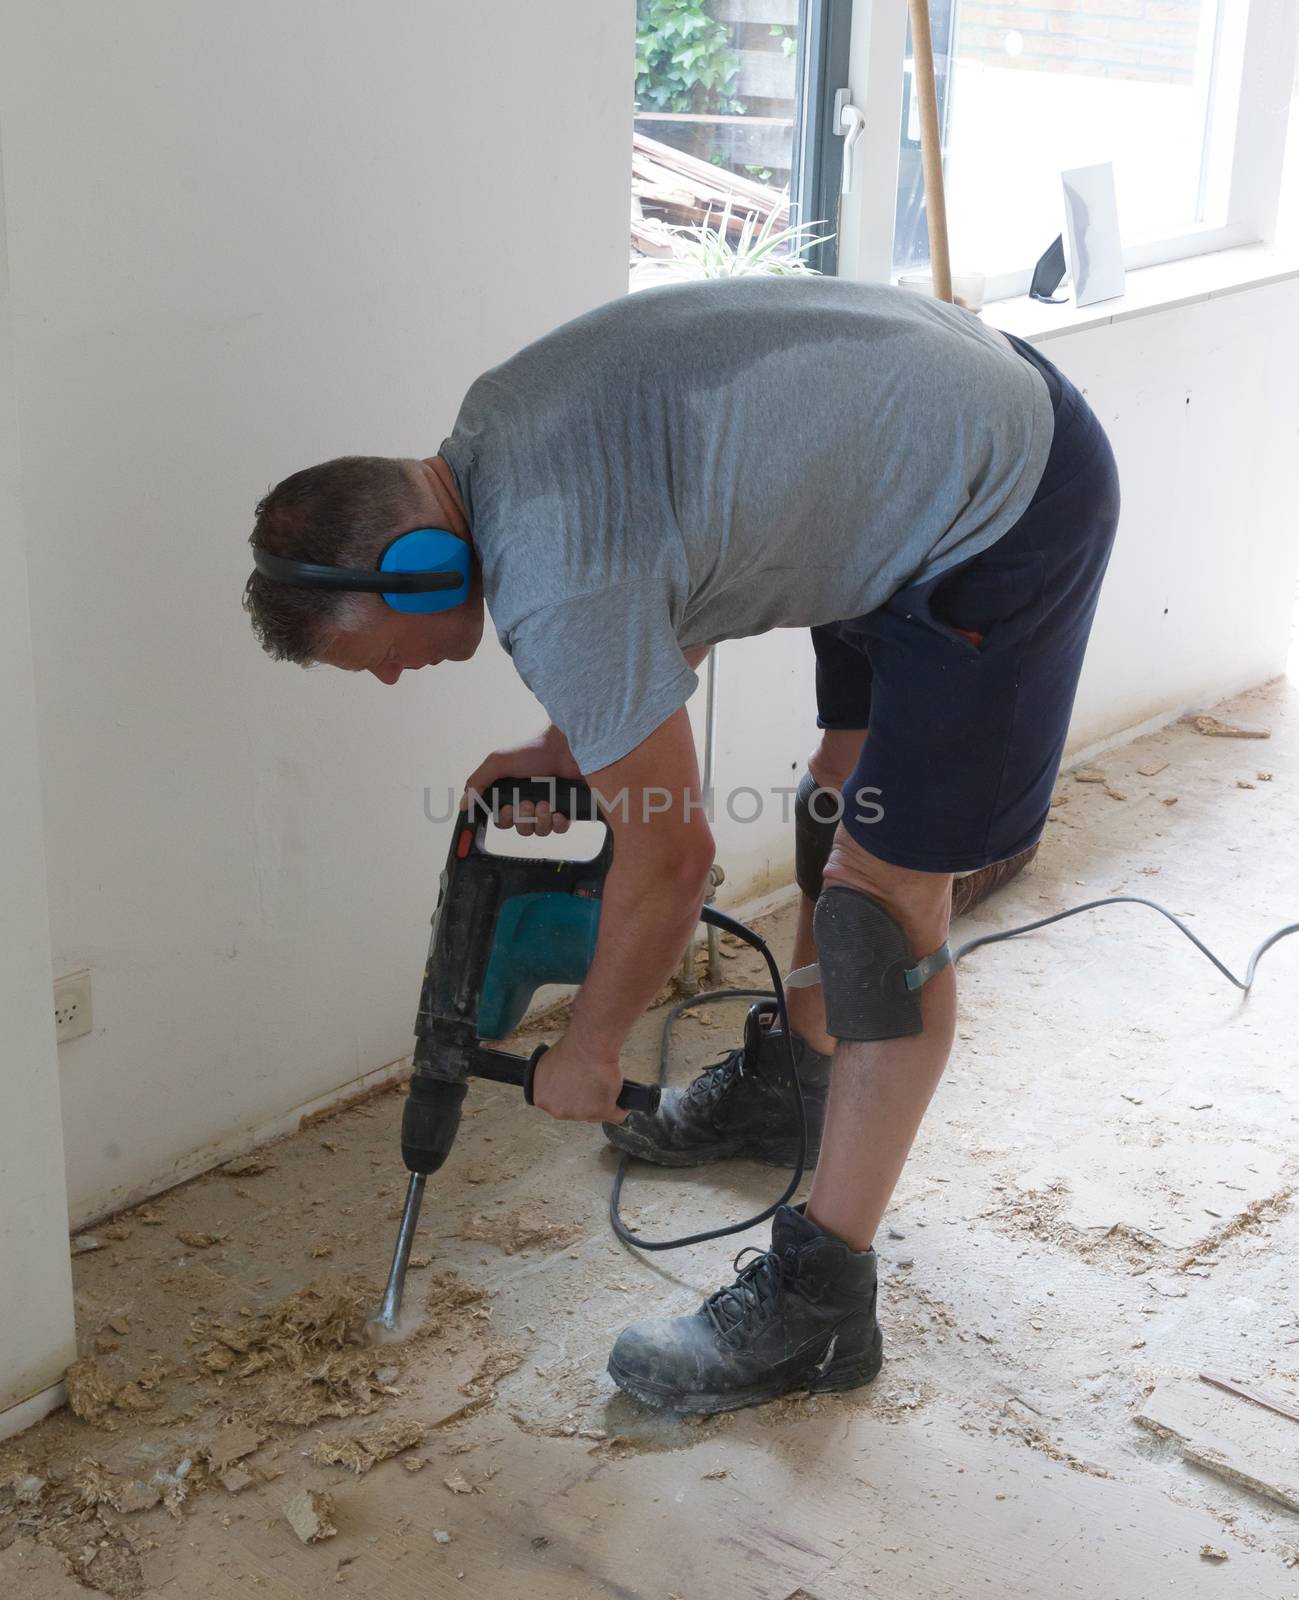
[0,1,633,1224]
[0,130,77,1423]
[1038,279,1299,752]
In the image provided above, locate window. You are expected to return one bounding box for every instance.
[847,0,1297,301]
[896,0,1233,281]
[630,2,1297,303]
[630,1,851,282]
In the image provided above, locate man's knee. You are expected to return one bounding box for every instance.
[823,833,952,951]
[812,842,953,1043]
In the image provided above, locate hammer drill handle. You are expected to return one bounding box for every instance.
[522,1043,660,1115]
[478,778,602,822]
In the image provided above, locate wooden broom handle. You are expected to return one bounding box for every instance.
[907,0,953,304]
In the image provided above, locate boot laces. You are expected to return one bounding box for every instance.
[703,1245,796,1336]
[683,1046,746,1112]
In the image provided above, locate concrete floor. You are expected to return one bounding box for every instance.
[3,676,1298,1598]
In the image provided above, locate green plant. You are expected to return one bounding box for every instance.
[635,0,745,115]
[632,200,834,284]
[770,24,798,61]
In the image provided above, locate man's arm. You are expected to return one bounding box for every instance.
[530,705,715,1122]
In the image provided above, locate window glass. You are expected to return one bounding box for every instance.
[895,0,1222,278]
[631,0,809,281]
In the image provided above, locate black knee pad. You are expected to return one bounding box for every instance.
[812,886,951,1041]
[794,771,842,900]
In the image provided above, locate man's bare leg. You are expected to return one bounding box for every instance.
[782,729,956,1251]
[804,840,955,1251]
[605,776,952,1411]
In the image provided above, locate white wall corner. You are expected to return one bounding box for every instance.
[0,114,78,1415]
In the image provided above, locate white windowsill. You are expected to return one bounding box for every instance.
[985,243,1299,344]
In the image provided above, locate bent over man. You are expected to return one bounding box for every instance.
[244,277,1119,1414]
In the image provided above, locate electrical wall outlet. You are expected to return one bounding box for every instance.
[54,969,93,1043]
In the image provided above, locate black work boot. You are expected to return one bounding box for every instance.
[602,1002,831,1168]
[607,1205,882,1414]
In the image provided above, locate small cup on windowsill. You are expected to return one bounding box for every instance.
[897,269,987,313]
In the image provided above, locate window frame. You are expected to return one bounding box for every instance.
[833,0,1299,303]
[791,0,856,275]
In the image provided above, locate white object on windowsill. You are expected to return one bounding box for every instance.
[1062,162,1125,309]
[986,242,1299,344]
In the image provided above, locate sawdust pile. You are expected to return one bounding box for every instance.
[195,1275,397,1426]
[1179,1188,1294,1269]
[424,1269,491,1337]
[1,1467,164,1599]
[2,1266,501,1591]
[71,1460,164,1516]
[458,1209,579,1255]
[64,1360,121,1426]
[309,1419,424,1475]
[64,1360,167,1428]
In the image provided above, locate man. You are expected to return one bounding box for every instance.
[244,276,1119,1415]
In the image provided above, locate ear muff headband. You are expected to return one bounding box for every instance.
[251,527,472,615]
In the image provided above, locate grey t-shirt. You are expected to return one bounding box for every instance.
[439,277,1054,774]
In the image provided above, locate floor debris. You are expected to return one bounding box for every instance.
[459,1343,526,1408]
[1136,1379,1299,1513]
[1187,713,1271,739]
[283,1487,337,1544]
[220,1154,277,1176]
[203,1419,265,1472]
[457,1210,578,1255]
[309,1419,425,1475]
[1200,1373,1299,1428]
[194,1274,400,1426]
[63,1359,122,1425]
[72,1461,162,1515]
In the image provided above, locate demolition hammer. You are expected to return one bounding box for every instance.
[371,779,661,1334]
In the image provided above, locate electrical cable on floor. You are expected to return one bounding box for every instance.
[608,895,1299,1255]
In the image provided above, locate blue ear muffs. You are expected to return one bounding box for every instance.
[378,529,472,614]
[251,528,472,613]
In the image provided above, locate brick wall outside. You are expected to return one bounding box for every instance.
[956,0,1204,86]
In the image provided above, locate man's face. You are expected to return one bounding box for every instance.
[314,594,485,684]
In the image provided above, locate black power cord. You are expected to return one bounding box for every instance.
[608,895,1299,1255]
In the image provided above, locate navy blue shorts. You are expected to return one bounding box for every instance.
[812,335,1120,874]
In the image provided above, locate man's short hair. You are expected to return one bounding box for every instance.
[244,455,421,663]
